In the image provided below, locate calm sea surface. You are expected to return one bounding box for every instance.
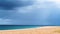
[0,25,42,30]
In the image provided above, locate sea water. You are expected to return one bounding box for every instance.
[0,25,42,30]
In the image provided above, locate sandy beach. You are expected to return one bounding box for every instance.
[0,26,60,34]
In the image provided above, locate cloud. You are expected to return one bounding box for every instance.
[0,18,12,24]
[0,0,34,10]
[0,0,60,25]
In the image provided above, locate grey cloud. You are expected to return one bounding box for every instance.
[0,0,60,25]
[0,0,36,25]
[0,0,34,10]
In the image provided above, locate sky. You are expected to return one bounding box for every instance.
[0,0,60,25]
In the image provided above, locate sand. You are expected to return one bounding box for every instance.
[0,26,60,34]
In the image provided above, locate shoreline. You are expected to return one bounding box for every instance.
[0,26,60,31]
[0,26,60,34]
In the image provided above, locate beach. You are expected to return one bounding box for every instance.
[0,26,60,34]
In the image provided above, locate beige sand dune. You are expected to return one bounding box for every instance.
[0,26,60,34]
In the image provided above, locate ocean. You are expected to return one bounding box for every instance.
[0,25,42,30]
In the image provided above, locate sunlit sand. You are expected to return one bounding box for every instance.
[0,26,60,34]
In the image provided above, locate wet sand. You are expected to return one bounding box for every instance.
[0,26,60,34]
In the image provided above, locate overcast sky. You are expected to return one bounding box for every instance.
[0,0,60,25]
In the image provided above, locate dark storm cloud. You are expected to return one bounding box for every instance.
[0,0,36,25]
[0,0,34,19]
[0,0,34,10]
[0,0,60,25]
